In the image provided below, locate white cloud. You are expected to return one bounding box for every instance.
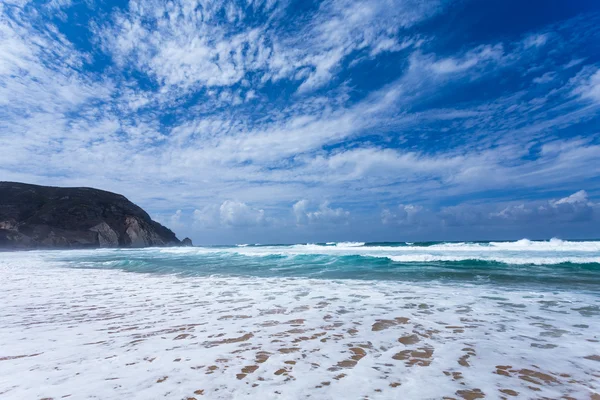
[293,199,310,225]
[0,3,117,177]
[283,0,444,92]
[533,71,556,84]
[219,200,266,228]
[1,2,599,244]
[552,190,590,205]
[426,45,504,75]
[96,1,279,92]
[293,200,349,225]
[575,68,600,103]
[490,191,596,224]
[192,201,267,228]
[381,204,429,225]
[153,209,185,231]
[95,0,444,94]
[523,33,549,49]
[169,209,183,227]
[563,58,585,70]
[193,206,220,229]
[379,191,598,229]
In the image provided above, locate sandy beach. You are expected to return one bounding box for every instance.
[1,251,599,399]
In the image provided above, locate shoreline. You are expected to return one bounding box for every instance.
[1,255,599,399]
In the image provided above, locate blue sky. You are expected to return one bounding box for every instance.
[1,0,600,244]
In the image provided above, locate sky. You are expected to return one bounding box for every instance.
[1,0,600,244]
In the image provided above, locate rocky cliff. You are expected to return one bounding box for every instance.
[0,182,190,249]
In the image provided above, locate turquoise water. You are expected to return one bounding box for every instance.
[49,239,600,290]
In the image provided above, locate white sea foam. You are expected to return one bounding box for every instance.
[158,239,600,265]
[334,242,365,247]
[1,251,599,399]
[385,254,600,265]
[297,239,599,254]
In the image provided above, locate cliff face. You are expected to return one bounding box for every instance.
[0,182,184,249]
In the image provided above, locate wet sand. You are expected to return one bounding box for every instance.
[0,254,599,399]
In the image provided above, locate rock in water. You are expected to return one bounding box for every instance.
[181,237,193,246]
[0,182,181,249]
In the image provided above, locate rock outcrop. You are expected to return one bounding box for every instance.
[0,182,187,249]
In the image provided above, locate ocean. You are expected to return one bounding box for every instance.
[1,239,599,399]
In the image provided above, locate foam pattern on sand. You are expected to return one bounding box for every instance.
[1,252,599,399]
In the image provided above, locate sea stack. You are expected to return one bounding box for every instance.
[0,182,183,249]
[180,237,194,246]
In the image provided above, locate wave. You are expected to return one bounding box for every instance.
[384,254,600,265]
[157,238,600,254]
[30,245,600,289]
[152,244,600,265]
[334,241,365,247]
[289,238,600,252]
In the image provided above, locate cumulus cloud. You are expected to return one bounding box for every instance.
[381,204,429,226]
[192,201,266,228]
[553,190,590,205]
[490,190,596,224]
[451,191,598,227]
[293,200,310,225]
[380,191,598,231]
[219,200,266,227]
[169,209,183,227]
[293,200,349,225]
[193,205,220,229]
